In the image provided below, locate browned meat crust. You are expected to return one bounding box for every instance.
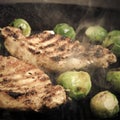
[0,55,66,111]
[1,26,117,73]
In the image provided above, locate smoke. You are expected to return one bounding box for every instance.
[75,8,107,40]
[75,0,120,41]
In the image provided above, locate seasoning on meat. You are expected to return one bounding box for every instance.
[1,26,117,73]
[0,55,66,111]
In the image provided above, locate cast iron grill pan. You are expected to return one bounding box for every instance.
[0,3,120,120]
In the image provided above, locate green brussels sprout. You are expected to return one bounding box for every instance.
[57,71,92,100]
[102,30,120,47]
[10,18,31,37]
[106,68,120,92]
[112,43,120,56]
[102,30,120,56]
[53,23,76,40]
[85,25,108,43]
[90,90,119,118]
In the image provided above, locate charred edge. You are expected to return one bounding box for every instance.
[25,90,37,97]
[43,84,52,102]
[35,51,41,54]
[0,78,11,84]
[0,65,5,69]
[5,27,11,32]
[58,45,66,51]
[7,90,38,99]
[12,33,19,39]
[38,75,49,81]
[7,91,24,99]
[44,83,52,89]
[39,35,67,50]
[56,35,70,42]
[5,28,19,39]
[42,91,52,102]
[0,74,3,77]
[23,99,32,105]
[60,36,69,41]
[39,43,55,49]
[39,35,63,49]
[43,86,62,102]
[28,48,41,54]
[41,33,55,42]
[50,56,61,62]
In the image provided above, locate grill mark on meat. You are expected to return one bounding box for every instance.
[38,75,49,81]
[25,90,37,96]
[28,48,41,54]
[42,34,55,41]
[43,38,73,58]
[0,78,11,85]
[5,27,19,39]
[39,43,55,49]
[0,74,50,89]
[5,27,11,32]
[7,91,24,99]
[28,33,73,59]
[50,56,61,61]
[23,99,32,105]
[43,85,65,107]
[0,74,3,77]
[38,35,61,49]
[1,26,117,73]
[0,55,66,111]
[28,48,36,54]
[30,36,68,57]
[58,44,66,51]
[27,35,63,55]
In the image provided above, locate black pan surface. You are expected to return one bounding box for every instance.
[0,3,120,120]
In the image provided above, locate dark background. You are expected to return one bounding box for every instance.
[0,2,120,120]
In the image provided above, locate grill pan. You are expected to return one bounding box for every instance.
[0,1,120,120]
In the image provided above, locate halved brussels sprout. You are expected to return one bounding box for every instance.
[90,90,119,118]
[85,25,108,43]
[57,71,92,100]
[10,18,31,37]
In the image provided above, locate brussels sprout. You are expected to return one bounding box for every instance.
[10,18,31,37]
[112,43,120,56]
[85,25,108,43]
[53,23,76,40]
[57,71,92,100]
[102,30,120,47]
[106,68,120,92]
[90,91,119,118]
[102,30,120,56]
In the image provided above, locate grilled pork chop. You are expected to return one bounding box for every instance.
[1,26,117,73]
[0,55,66,111]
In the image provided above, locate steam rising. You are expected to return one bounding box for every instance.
[76,8,107,40]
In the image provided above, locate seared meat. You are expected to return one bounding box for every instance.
[1,26,117,73]
[0,55,66,111]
